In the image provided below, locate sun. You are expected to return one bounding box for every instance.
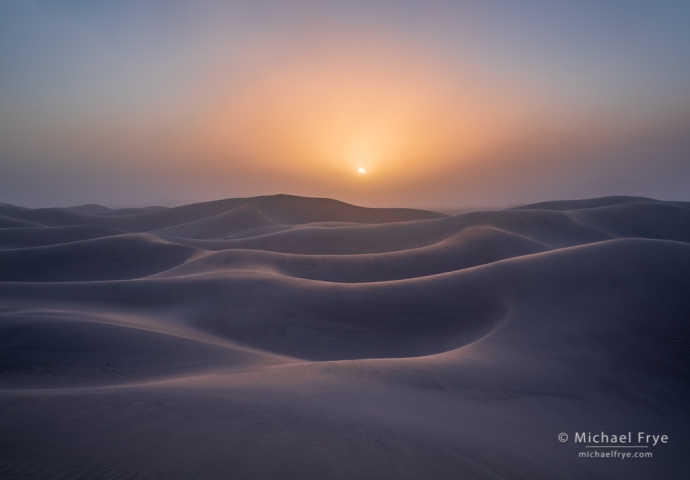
[358,168,366,174]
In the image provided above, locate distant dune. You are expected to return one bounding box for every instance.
[1,194,689,479]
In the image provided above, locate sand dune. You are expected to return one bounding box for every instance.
[154,204,284,239]
[152,226,549,282]
[0,215,44,229]
[0,225,127,249]
[0,234,198,282]
[0,194,440,231]
[1,195,688,479]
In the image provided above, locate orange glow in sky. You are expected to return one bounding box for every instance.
[1,1,689,208]
[172,39,533,190]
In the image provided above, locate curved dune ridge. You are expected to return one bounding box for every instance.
[1,194,689,479]
[0,194,688,372]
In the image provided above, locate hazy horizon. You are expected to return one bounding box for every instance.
[2,1,690,209]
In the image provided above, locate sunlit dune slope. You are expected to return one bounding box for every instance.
[1,194,688,363]
[1,194,689,480]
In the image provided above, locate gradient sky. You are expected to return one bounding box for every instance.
[1,0,689,208]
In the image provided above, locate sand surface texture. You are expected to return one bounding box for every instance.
[1,194,689,479]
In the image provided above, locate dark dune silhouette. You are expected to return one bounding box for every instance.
[1,194,688,479]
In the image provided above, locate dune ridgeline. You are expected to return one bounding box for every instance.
[1,194,689,479]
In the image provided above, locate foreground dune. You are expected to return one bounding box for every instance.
[1,195,688,479]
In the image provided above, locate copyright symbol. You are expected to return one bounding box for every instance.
[558,433,568,443]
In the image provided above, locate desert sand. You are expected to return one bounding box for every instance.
[1,194,689,479]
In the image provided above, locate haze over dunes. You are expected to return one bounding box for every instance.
[1,194,689,479]
[2,1,690,208]
[2,2,689,477]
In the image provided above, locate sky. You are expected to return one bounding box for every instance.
[1,0,689,209]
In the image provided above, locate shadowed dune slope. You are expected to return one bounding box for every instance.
[0,312,285,389]
[570,202,690,242]
[513,195,659,211]
[152,226,549,282]
[66,204,114,214]
[0,194,443,232]
[0,266,511,361]
[1,237,686,363]
[0,215,43,229]
[1,195,689,480]
[153,204,281,239]
[0,225,127,249]
[0,234,198,282]
[158,208,610,254]
[1,194,688,360]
